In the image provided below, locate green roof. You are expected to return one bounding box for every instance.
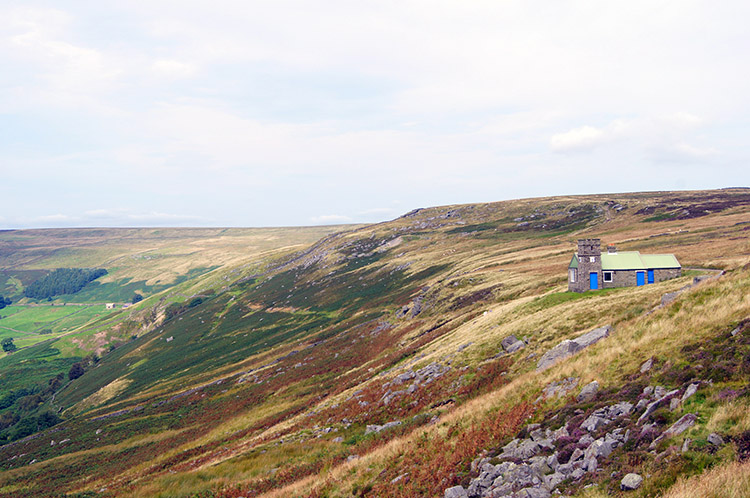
[601,251,681,270]
[569,255,578,269]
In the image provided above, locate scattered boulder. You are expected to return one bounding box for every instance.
[620,473,643,491]
[537,326,611,371]
[576,381,600,403]
[708,433,724,446]
[502,335,526,354]
[681,383,700,403]
[365,421,402,434]
[640,358,654,373]
[651,413,697,448]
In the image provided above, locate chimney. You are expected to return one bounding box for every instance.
[607,244,617,254]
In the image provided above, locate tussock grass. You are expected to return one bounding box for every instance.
[660,460,750,498]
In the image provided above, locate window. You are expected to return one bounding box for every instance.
[603,271,613,282]
[569,269,576,283]
[590,256,596,263]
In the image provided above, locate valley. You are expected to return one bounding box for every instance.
[0,189,749,498]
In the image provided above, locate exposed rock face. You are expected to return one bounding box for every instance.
[365,421,401,434]
[620,473,643,490]
[537,326,611,371]
[541,377,579,400]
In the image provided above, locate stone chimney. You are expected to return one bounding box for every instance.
[607,244,617,254]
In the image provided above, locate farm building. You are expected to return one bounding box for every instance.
[568,239,681,292]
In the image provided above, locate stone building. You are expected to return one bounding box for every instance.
[568,239,681,292]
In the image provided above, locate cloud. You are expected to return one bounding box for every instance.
[550,126,607,153]
[151,59,198,79]
[310,214,353,225]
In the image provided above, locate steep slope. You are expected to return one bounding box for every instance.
[0,189,749,498]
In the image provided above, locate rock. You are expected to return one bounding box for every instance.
[544,472,565,490]
[502,335,525,353]
[681,438,691,453]
[708,433,724,446]
[643,386,654,397]
[581,415,608,432]
[332,437,344,443]
[444,485,468,498]
[542,377,579,400]
[515,488,551,498]
[640,358,654,373]
[576,381,600,402]
[582,456,598,472]
[653,386,667,399]
[650,413,697,448]
[669,398,681,411]
[365,421,402,434]
[681,383,700,403]
[586,438,614,459]
[664,413,697,437]
[620,473,643,490]
[458,342,473,352]
[392,371,416,385]
[537,326,611,371]
[570,468,586,480]
[638,389,680,424]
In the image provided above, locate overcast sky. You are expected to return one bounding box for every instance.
[1,1,748,228]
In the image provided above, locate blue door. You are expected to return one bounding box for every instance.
[647,269,654,284]
[636,272,645,286]
[589,272,598,290]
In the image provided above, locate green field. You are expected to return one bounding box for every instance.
[0,305,118,354]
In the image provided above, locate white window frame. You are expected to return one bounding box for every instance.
[569,269,577,283]
[603,271,613,282]
[590,256,596,263]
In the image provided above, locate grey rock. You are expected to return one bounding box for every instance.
[552,426,569,441]
[392,371,416,385]
[502,335,526,353]
[664,413,697,437]
[640,358,654,373]
[582,456,598,472]
[586,438,613,459]
[681,383,700,403]
[643,386,654,397]
[543,471,565,490]
[653,386,667,399]
[444,485,468,498]
[536,326,611,371]
[581,415,608,432]
[570,468,586,480]
[457,342,473,352]
[638,389,680,424]
[669,398,681,411]
[607,402,634,418]
[541,377,579,400]
[515,440,542,459]
[708,433,724,446]
[635,398,649,412]
[515,488,551,498]
[365,420,401,434]
[576,381,600,403]
[569,448,585,462]
[681,438,691,453]
[488,483,513,497]
[620,473,643,491]
[546,453,559,471]
[650,413,697,448]
[579,434,595,447]
[332,436,344,443]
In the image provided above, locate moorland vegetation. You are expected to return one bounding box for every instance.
[0,189,748,498]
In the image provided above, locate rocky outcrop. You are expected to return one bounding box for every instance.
[537,326,611,371]
[447,379,707,498]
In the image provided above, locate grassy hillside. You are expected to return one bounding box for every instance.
[0,189,749,498]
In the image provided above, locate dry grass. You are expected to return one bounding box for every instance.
[707,400,750,436]
[660,460,750,498]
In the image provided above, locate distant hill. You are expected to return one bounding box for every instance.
[0,189,749,498]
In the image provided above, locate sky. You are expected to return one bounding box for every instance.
[1,0,749,228]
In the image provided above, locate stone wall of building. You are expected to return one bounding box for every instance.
[654,268,682,282]
[570,239,603,292]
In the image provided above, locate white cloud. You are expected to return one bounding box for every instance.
[550,126,607,153]
[310,214,353,225]
[151,59,197,79]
